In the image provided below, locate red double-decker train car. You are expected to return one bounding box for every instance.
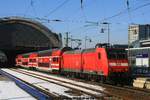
[37,50,52,71]
[21,53,30,68]
[16,55,22,66]
[28,53,38,68]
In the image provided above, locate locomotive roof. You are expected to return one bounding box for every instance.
[82,48,96,53]
[82,48,125,53]
[64,48,96,54]
[106,48,126,54]
[64,50,82,54]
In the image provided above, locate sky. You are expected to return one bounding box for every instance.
[0,0,150,48]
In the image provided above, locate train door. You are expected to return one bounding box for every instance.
[51,56,60,72]
[22,57,29,67]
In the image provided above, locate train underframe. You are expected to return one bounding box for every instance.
[60,70,129,85]
[108,72,130,85]
[16,65,129,85]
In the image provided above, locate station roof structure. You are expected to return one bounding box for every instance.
[0,16,62,66]
[0,16,62,52]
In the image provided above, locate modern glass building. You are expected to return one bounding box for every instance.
[128,24,150,47]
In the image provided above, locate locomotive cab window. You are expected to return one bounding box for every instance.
[108,53,117,59]
[116,53,127,59]
[107,49,127,60]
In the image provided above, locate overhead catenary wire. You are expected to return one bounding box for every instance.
[44,0,69,17]
[64,0,95,21]
[27,1,150,37]
[30,0,37,16]
[81,0,83,8]
[24,1,150,24]
[24,1,31,17]
[126,0,133,23]
[44,1,150,25]
[24,0,37,17]
[101,1,150,21]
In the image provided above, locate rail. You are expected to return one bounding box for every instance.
[10,68,116,99]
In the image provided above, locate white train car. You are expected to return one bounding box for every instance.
[127,47,150,77]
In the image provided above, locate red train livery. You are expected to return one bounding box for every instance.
[28,53,38,68]
[16,47,129,81]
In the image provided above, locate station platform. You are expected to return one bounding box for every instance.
[0,74,36,100]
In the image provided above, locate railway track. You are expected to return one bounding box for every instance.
[97,83,150,100]
[75,75,150,100]
[68,74,150,100]
[16,68,150,100]
[2,68,119,100]
[6,68,150,100]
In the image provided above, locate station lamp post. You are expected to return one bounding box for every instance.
[101,22,110,46]
[84,21,110,46]
[85,36,92,49]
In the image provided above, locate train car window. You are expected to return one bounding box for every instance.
[53,57,59,62]
[98,53,101,59]
[53,58,56,62]
[32,59,36,62]
[29,59,36,62]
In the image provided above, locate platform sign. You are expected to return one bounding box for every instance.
[136,54,149,67]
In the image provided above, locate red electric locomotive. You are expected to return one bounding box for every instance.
[61,47,128,81]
